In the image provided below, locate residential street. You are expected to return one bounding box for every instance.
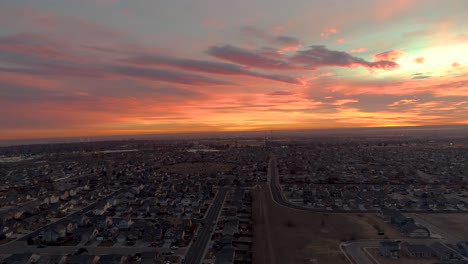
[0,241,157,255]
[184,188,228,264]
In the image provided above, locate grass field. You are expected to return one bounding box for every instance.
[159,162,235,175]
[409,213,468,240]
[252,183,402,264]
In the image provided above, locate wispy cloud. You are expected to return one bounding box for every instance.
[207,45,292,70]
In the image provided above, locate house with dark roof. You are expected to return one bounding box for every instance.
[215,246,236,264]
[380,240,401,259]
[1,253,33,264]
[457,241,468,257]
[401,223,430,238]
[431,242,460,261]
[64,254,99,264]
[402,243,433,258]
[95,254,124,264]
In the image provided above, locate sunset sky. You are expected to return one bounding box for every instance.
[1,0,467,140]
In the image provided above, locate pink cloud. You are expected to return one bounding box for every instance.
[374,0,418,21]
[336,38,345,43]
[203,18,225,29]
[373,50,405,61]
[452,62,460,67]
[273,26,284,33]
[9,7,126,40]
[320,28,338,38]
[277,44,302,54]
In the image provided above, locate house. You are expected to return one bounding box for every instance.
[117,218,133,229]
[403,243,433,258]
[41,226,66,243]
[174,206,185,217]
[215,246,236,264]
[78,216,91,227]
[74,227,98,244]
[95,255,124,264]
[164,227,185,243]
[431,242,459,261]
[126,228,140,241]
[35,255,67,264]
[140,252,157,264]
[380,240,401,259]
[117,233,126,243]
[27,254,41,263]
[94,216,113,229]
[223,217,239,235]
[142,227,163,242]
[50,195,60,204]
[1,253,33,264]
[457,241,468,257]
[401,223,430,238]
[380,208,414,228]
[65,222,77,234]
[64,255,99,264]
[218,234,233,248]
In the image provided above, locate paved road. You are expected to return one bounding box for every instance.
[184,188,228,264]
[267,156,375,213]
[341,241,378,264]
[268,155,376,213]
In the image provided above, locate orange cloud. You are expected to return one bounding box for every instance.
[332,99,358,106]
[336,38,344,43]
[414,57,425,64]
[388,99,418,107]
[350,48,367,53]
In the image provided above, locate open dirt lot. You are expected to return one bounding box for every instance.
[409,213,468,240]
[252,183,402,264]
[159,162,235,175]
[366,248,436,264]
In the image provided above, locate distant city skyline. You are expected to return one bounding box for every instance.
[1,0,467,140]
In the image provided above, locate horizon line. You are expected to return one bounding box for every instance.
[1,124,468,147]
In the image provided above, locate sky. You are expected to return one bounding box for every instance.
[0,0,467,140]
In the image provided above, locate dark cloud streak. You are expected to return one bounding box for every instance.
[241,26,301,47]
[207,44,399,71]
[124,54,300,84]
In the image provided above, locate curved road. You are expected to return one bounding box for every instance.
[268,155,468,214]
[268,155,460,264]
[267,155,379,213]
